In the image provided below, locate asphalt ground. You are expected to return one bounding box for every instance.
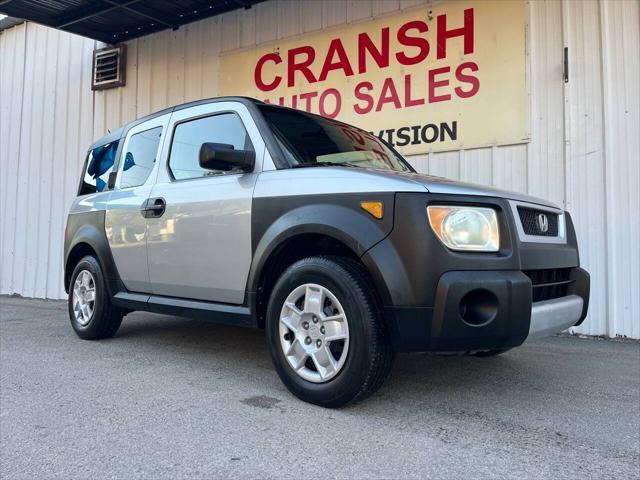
[1,295,639,479]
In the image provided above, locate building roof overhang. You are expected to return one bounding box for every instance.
[0,0,266,43]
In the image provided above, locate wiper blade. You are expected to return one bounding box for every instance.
[292,161,357,168]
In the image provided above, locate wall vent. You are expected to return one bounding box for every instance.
[91,45,126,90]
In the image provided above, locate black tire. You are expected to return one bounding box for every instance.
[68,255,123,340]
[266,256,394,408]
[470,348,512,357]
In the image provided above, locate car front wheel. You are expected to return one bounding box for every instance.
[266,256,394,408]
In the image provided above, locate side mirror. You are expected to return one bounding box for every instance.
[199,142,255,172]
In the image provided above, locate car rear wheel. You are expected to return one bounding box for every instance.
[266,256,394,408]
[68,255,123,340]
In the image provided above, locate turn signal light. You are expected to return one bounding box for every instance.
[360,201,384,219]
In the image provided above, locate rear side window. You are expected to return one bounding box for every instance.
[79,141,119,195]
[119,127,163,189]
[169,113,253,180]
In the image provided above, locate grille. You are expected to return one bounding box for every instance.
[524,268,573,302]
[517,207,559,236]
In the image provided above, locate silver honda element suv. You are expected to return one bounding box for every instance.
[64,97,589,407]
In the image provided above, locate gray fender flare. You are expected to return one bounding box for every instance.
[64,210,123,296]
[247,203,393,295]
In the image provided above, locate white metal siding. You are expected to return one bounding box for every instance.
[598,0,640,338]
[564,0,609,336]
[0,0,638,337]
[1,24,96,299]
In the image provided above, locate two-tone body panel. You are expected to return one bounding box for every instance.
[360,192,588,351]
[145,102,268,304]
[64,96,589,355]
[105,112,172,293]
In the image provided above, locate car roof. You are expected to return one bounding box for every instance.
[89,96,265,150]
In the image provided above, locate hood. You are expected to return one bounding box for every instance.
[367,169,560,209]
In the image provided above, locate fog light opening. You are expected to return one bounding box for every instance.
[459,289,499,326]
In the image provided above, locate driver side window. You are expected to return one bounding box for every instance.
[168,113,253,180]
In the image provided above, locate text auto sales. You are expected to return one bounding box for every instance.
[254,8,476,146]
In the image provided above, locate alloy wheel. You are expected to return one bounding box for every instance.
[72,270,96,326]
[278,283,350,383]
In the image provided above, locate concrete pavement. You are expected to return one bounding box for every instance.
[1,296,638,479]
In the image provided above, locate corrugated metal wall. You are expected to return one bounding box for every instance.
[1,23,96,300]
[597,0,640,338]
[1,0,638,337]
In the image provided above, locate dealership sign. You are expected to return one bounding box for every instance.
[219,0,527,155]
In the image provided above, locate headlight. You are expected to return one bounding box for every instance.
[427,206,500,252]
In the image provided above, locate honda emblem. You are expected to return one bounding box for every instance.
[537,213,549,233]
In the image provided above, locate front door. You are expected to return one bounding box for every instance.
[105,114,170,293]
[146,102,265,304]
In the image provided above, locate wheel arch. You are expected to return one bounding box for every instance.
[252,231,380,329]
[248,203,396,328]
[65,242,98,292]
[64,211,123,297]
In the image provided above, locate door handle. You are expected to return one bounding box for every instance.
[141,197,166,218]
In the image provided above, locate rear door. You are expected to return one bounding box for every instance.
[145,102,266,304]
[105,114,170,293]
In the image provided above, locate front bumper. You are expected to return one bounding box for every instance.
[526,295,584,341]
[362,192,590,353]
[383,267,590,352]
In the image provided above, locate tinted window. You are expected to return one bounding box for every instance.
[169,113,253,180]
[79,141,119,195]
[119,127,163,189]
[259,105,412,172]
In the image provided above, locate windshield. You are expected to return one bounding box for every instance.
[259,105,413,172]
